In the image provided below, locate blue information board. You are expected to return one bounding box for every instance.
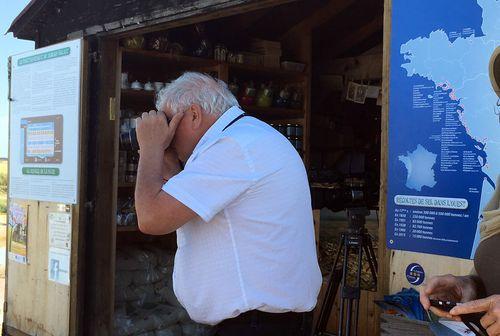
[387,0,500,259]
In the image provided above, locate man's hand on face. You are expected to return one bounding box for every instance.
[162,148,182,180]
[135,110,184,151]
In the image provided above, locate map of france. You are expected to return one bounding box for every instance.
[387,0,499,258]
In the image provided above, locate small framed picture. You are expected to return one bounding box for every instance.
[346,81,357,101]
[354,85,368,104]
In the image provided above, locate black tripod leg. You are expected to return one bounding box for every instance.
[332,234,345,271]
[339,238,350,336]
[363,237,378,288]
[315,235,345,334]
[362,245,377,282]
[365,235,378,271]
[353,244,363,336]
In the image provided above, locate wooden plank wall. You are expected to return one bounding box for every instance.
[5,200,72,336]
[324,52,383,81]
[389,251,474,293]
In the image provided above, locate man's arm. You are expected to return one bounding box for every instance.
[134,110,197,235]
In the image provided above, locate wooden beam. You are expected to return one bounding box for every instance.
[84,37,119,335]
[98,0,299,39]
[229,7,270,33]
[284,0,355,36]
[69,39,90,336]
[322,15,383,60]
[322,53,383,80]
[377,0,391,334]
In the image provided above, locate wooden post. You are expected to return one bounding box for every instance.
[376,0,392,331]
[84,37,120,335]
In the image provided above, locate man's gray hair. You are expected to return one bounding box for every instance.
[156,72,239,116]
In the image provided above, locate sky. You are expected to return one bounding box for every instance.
[0,0,34,158]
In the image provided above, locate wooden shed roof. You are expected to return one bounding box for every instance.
[8,0,383,59]
[8,0,297,45]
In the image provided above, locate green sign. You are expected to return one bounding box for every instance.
[18,47,70,66]
[22,167,60,176]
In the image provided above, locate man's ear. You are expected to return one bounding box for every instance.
[190,104,203,129]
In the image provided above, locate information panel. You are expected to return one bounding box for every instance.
[387,1,499,259]
[9,39,82,204]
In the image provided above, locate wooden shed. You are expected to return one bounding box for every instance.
[6,0,490,335]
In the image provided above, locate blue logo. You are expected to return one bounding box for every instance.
[405,263,425,286]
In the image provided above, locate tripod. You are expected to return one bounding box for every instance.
[315,207,378,336]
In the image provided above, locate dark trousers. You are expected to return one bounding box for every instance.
[215,310,313,336]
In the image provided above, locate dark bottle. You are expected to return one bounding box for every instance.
[125,152,139,183]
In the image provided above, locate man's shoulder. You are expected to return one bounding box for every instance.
[224,117,284,148]
[193,116,293,168]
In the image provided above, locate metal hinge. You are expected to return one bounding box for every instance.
[7,57,13,102]
[109,97,117,120]
[4,301,7,313]
[85,200,95,212]
[90,51,100,63]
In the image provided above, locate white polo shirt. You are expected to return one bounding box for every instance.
[162,106,322,325]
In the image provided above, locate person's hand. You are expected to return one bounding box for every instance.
[135,110,184,151]
[162,148,181,181]
[419,275,479,319]
[450,295,500,335]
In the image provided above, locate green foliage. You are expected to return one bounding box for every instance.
[0,172,7,194]
[0,198,6,214]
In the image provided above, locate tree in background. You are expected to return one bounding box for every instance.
[0,162,7,213]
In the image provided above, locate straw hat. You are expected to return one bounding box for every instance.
[490,46,500,97]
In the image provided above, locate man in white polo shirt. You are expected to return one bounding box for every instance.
[135,72,322,335]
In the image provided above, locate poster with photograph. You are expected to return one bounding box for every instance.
[8,39,82,204]
[8,202,28,264]
[47,212,71,285]
[48,247,70,285]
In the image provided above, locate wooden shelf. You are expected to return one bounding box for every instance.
[119,92,304,121]
[228,63,307,81]
[267,118,305,125]
[121,48,307,81]
[118,182,135,188]
[121,48,219,68]
[117,226,138,232]
[120,89,156,108]
[118,47,310,169]
[242,105,304,119]
[121,89,155,97]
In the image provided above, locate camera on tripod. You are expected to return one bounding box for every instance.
[315,207,378,336]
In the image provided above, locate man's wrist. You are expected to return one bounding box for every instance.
[137,146,165,186]
[139,146,165,159]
